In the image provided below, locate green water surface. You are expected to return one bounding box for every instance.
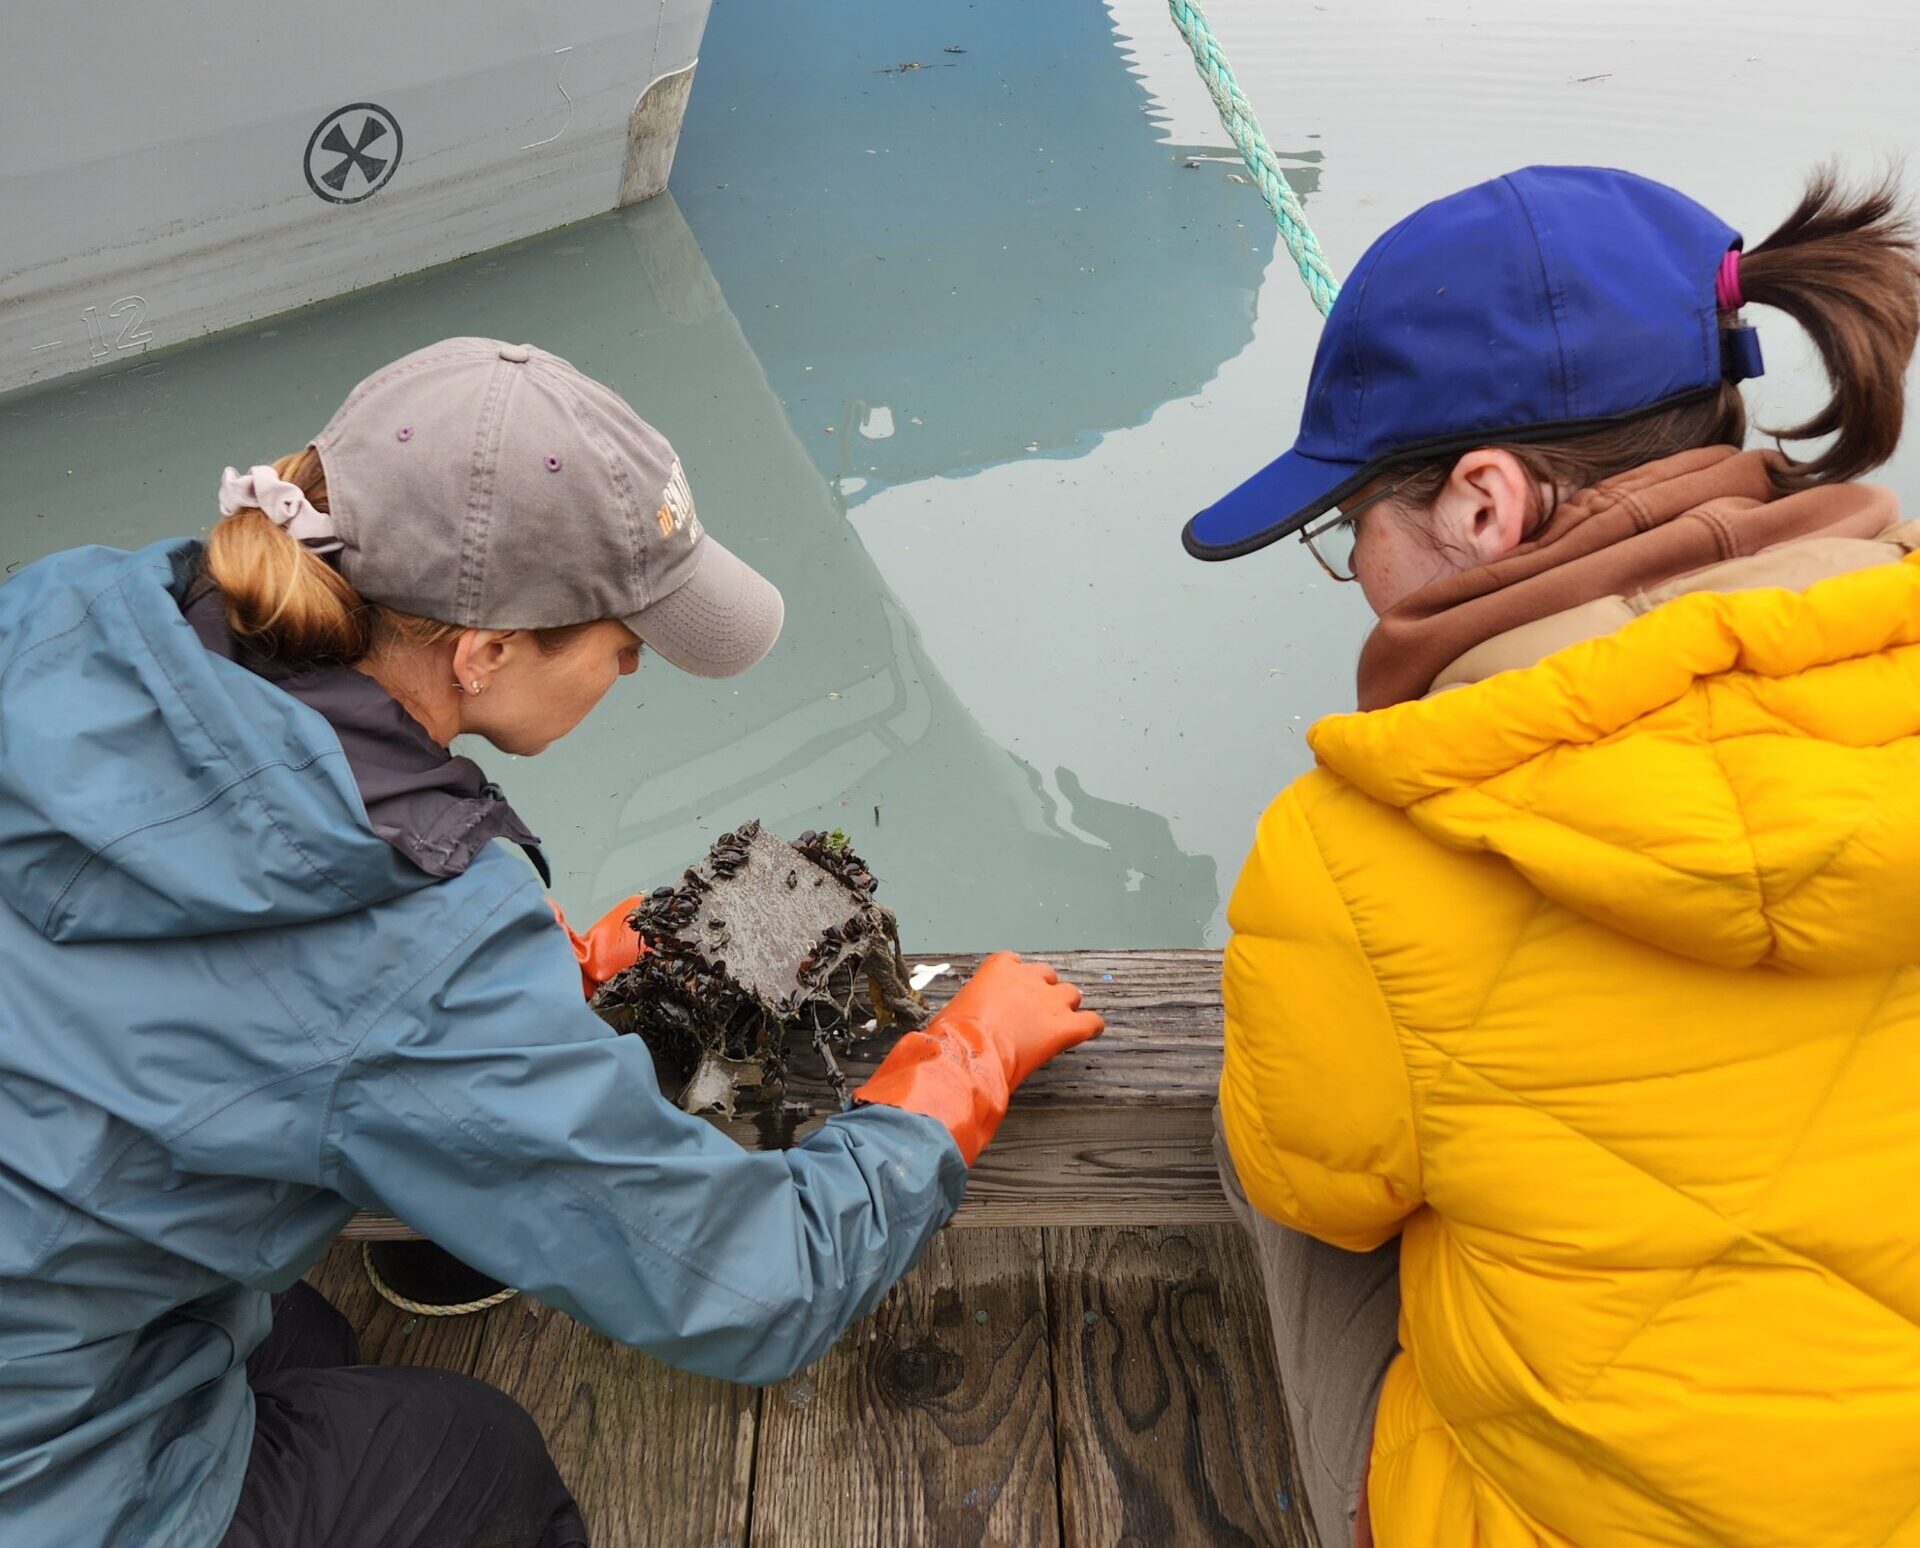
[3,0,1916,952]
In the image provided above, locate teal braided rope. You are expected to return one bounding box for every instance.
[1166,0,1340,316]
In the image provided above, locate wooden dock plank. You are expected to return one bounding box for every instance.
[316,1224,1318,1548]
[468,1294,758,1548]
[750,1227,1060,1548]
[302,1238,491,1372]
[1047,1226,1314,1548]
[949,1107,1233,1228]
[342,949,1228,1240]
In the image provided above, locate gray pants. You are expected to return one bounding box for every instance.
[1214,1108,1400,1548]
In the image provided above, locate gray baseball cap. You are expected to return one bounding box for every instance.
[310,337,783,678]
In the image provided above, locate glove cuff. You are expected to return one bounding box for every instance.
[852,1024,1012,1165]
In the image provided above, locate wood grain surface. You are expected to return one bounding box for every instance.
[341,949,1229,1240]
[309,1222,1312,1548]
[750,1227,1061,1548]
[302,1238,492,1372]
[469,1294,759,1548]
[1048,1226,1313,1548]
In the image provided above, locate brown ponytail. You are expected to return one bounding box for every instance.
[1385,166,1920,514]
[1740,166,1919,489]
[203,447,603,670]
[202,448,372,663]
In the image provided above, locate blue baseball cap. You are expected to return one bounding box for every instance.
[1183,165,1761,561]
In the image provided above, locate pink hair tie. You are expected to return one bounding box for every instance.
[217,465,342,554]
[1715,248,1745,311]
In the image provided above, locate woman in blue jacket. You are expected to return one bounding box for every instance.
[0,337,1100,1548]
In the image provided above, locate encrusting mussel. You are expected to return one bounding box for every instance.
[589,823,926,1120]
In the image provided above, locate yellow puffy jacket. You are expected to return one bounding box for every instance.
[1220,545,1920,1547]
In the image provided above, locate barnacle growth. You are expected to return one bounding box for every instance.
[590,821,928,1117]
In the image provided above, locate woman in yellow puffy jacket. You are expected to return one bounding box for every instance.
[1184,165,1920,1548]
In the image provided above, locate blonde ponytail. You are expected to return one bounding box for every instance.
[202,448,371,664]
[202,446,609,670]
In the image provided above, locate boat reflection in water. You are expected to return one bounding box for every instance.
[674,0,1295,503]
[513,196,1228,955]
[0,0,1286,951]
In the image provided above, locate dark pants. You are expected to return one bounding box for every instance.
[220,1280,588,1548]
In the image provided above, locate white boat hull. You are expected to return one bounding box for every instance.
[1,1,712,394]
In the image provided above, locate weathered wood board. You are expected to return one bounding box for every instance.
[1048,1226,1314,1548]
[307,1223,1314,1548]
[749,1228,1061,1548]
[303,1238,491,1372]
[342,949,1230,1241]
[470,1294,760,1548]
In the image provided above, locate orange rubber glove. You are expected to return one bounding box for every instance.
[549,896,648,999]
[852,952,1103,1164]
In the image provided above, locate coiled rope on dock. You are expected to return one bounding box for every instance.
[362,1241,520,1317]
[1166,0,1341,315]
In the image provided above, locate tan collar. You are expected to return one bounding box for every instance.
[1431,522,1920,694]
[1358,448,1900,710]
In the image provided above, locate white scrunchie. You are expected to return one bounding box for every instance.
[217,465,343,554]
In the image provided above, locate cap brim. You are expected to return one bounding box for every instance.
[1181,446,1377,562]
[625,537,785,679]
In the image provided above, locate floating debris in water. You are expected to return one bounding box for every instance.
[591,821,927,1120]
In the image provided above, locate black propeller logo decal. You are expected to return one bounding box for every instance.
[304,104,403,205]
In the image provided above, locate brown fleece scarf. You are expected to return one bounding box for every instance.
[1355,446,1900,710]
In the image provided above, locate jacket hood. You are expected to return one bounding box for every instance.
[1310,550,1920,975]
[0,541,438,943]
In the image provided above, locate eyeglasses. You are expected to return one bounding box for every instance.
[1299,478,1403,583]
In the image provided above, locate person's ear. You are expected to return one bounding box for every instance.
[1435,449,1536,565]
[450,629,520,693]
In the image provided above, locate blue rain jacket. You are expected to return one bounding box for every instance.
[0,540,965,1548]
